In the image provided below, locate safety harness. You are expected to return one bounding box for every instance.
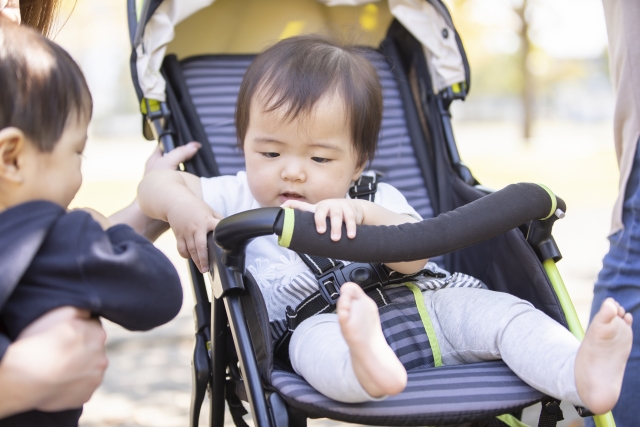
[269,177,567,426]
[274,174,445,361]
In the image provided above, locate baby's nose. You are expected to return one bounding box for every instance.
[281,162,306,181]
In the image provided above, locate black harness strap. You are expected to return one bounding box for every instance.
[537,397,563,427]
[298,253,340,276]
[348,173,379,201]
[275,174,434,361]
[286,174,426,331]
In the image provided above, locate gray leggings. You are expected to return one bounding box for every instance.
[289,287,583,405]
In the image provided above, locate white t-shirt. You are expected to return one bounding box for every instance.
[201,171,422,327]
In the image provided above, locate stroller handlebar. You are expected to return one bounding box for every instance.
[213,183,565,267]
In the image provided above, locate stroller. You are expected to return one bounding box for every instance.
[127,1,616,426]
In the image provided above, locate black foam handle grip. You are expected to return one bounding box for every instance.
[284,183,564,263]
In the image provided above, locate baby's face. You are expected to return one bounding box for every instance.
[244,93,364,208]
[21,116,87,208]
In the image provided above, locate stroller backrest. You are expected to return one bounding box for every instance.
[180,49,435,220]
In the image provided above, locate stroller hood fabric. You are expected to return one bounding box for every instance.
[133,0,466,102]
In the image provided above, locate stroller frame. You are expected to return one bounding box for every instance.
[127,1,616,426]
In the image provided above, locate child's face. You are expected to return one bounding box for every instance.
[244,92,365,208]
[22,116,88,208]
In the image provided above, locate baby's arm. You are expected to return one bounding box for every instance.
[283,199,428,274]
[138,170,222,272]
[109,142,201,241]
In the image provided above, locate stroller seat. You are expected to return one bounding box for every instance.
[271,361,543,425]
[163,46,550,426]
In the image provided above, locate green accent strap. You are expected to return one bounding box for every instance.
[543,260,618,427]
[543,259,584,340]
[593,411,617,427]
[496,414,531,427]
[405,283,442,367]
[136,0,145,20]
[140,98,161,115]
[277,208,295,248]
[536,184,557,220]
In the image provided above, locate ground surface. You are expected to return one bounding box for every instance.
[75,120,616,427]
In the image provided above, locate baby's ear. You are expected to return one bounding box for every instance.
[0,127,27,183]
[351,161,367,182]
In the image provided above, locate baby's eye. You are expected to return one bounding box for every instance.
[262,152,280,158]
[312,157,330,163]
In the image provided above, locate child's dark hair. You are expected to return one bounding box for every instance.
[236,34,382,166]
[0,18,92,152]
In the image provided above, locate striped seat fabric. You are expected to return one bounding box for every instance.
[180,50,434,220]
[271,361,544,426]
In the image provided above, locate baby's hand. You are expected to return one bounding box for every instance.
[166,197,222,273]
[282,199,365,241]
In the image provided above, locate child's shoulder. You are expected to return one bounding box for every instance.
[200,171,260,216]
[0,201,68,257]
[200,170,248,184]
[374,182,406,202]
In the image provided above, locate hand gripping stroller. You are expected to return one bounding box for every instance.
[127,1,616,426]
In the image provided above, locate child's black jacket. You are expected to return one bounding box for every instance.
[0,200,183,426]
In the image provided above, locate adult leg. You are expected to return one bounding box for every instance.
[587,140,640,426]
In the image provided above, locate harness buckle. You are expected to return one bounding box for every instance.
[317,268,344,305]
[316,263,392,305]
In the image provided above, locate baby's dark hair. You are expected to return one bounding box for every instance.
[0,18,92,152]
[235,34,382,167]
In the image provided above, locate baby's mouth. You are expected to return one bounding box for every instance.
[280,192,305,202]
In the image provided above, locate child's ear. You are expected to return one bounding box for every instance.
[351,162,367,182]
[0,127,27,184]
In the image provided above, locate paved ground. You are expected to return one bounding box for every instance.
[75,120,616,427]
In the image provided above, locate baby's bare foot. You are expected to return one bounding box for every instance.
[575,298,633,414]
[337,282,407,398]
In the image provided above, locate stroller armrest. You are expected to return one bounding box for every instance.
[213,183,565,268]
[278,183,566,263]
[213,207,283,271]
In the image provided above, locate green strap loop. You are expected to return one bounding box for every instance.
[277,208,295,248]
[140,98,161,115]
[536,183,557,220]
[405,283,442,367]
[497,414,531,427]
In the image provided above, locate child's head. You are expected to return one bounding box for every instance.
[0,19,92,209]
[235,35,382,208]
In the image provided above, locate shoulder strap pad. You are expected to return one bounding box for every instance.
[349,173,380,202]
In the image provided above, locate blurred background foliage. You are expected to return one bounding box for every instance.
[448,0,612,133]
[53,0,613,140]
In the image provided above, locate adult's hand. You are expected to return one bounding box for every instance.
[144,142,201,174]
[0,307,108,418]
[109,142,201,241]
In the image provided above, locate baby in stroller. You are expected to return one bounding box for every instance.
[138,34,633,415]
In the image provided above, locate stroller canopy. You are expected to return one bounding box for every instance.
[131,0,467,102]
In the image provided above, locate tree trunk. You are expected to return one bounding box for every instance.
[516,1,533,140]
